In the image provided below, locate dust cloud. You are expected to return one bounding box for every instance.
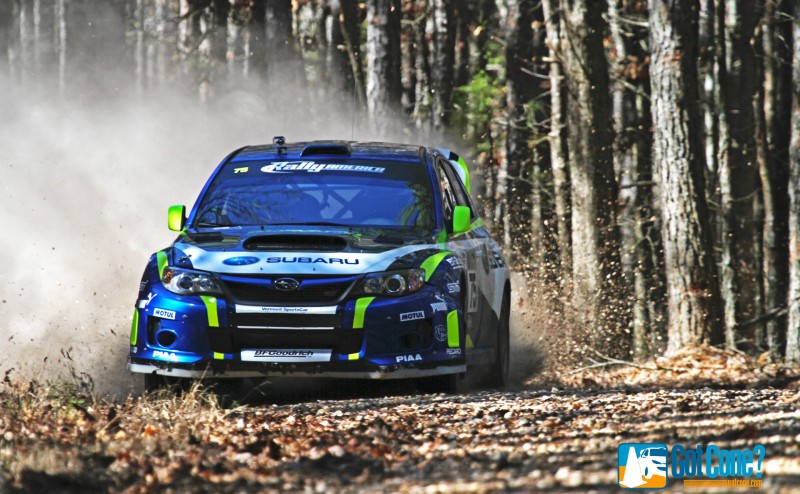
[0,69,397,397]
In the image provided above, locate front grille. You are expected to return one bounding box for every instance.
[220,275,357,304]
[231,312,339,329]
[209,328,364,355]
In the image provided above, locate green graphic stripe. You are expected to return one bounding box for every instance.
[156,251,168,279]
[447,310,459,348]
[353,297,375,329]
[420,251,452,282]
[201,296,219,327]
[436,229,447,247]
[130,310,139,346]
[457,156,471,193]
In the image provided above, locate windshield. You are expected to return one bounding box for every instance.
[192,159,435,234]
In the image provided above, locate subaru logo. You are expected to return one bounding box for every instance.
[274,278,300,292]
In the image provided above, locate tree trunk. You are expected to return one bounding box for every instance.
[413,0,431,131]
[761,0,793,359]
[649,0,724,353]
[265,0,303,88]
[339,0,365,107]
[561,0,629,349]
[366,0,402,134]
[249,0,268,79]
[717,0,763,350]
[608,0,657,360]
[542,0,572,294]
[501,0,535,264]
[785,6,800,363]
[327,0,351,95]
[429,0,455,131]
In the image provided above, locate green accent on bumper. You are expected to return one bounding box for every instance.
[201,296,219,327]
[447,310,459,348]
[353,297,375,329]
[213,352,225,360]
[348,352,360,361]
[420,251,452,282]
[130,310,139,345]
[456,156,471,193]
[156,251,168,279]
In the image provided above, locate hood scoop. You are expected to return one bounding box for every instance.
[243,234,348,252]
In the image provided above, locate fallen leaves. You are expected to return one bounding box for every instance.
[0,371,798,492]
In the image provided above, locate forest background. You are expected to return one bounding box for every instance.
[1,0,799,387]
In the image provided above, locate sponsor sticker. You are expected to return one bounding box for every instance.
[434,325,447,342]
[153,308,176,320]
[241,349,332,363]
[446,348,462,356]
[430,302,448,312]
[152,350,178,362]
[446,282,460,294]
[235,305,337,315]
[400,311,425,322]
[261,161,385,174]
[395,354,422,363]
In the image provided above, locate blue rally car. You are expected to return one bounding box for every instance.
[128,138,510,391]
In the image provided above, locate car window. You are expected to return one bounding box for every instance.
[438,157,475,221]
[436,160,458,229]
[194,159,435,233]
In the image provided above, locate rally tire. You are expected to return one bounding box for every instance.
[489,293,510,388]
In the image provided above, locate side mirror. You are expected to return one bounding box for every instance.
[167,205,186,232]
[452,205,471,234]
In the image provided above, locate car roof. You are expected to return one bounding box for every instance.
[230,141,428,164]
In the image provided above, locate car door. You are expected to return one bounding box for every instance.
[435,157,486,352]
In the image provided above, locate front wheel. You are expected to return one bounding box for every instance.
[489,294,510,388]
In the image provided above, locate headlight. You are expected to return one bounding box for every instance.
[360,269,425,296]
[162,267,221,295]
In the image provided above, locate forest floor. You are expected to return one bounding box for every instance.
[1,346,799,493]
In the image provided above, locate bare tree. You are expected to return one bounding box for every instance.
[760,0,793,359]
[649,0,724,353]
[786,6,800,363]
[429,0,454,130]
[499,0,535,263]
[542,0,572,293]
[560,0,629,346]
[366,0,402,133]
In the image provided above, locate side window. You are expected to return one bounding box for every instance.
[439,158,475,218]
[436,160,457,229]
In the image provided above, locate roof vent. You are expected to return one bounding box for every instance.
[300,141,351,157]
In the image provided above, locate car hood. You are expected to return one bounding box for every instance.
[172,226,439,275]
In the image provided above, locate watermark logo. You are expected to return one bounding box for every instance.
[617,443,765,489]
[618,443,668,489]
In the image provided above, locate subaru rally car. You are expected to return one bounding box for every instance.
[129,138,510,391]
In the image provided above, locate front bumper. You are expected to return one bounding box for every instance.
[129,284,464,379]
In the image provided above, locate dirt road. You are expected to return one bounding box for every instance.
[2,379,799,493]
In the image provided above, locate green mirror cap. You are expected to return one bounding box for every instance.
[167,205,186,232]
[453,205,471,234]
